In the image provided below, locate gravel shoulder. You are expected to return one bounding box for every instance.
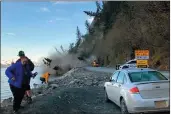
[20,87,121,114]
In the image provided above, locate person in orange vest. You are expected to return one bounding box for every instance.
[40,72,51,84]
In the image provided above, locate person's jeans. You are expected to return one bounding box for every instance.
[9,84,26,111]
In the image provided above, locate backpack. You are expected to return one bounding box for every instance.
[27,59,34,71]
[16,58,35,71]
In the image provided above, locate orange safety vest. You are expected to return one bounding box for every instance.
[41,72,50,83]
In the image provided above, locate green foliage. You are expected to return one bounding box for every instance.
[84,11,98,17]
[68,43,75,53]
[96,1,102,12]
[85,20,94,34]
[71,26,82,54]
[79,51,90,59]
[43,57,52,67]
[85,20,91,33]
[75,26,82,47]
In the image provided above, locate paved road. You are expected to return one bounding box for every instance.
[85,67,116,73]
[85,67,170,78]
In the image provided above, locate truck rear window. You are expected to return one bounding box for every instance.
[128,71,168,82]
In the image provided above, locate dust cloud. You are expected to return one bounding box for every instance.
[40,52,88,75]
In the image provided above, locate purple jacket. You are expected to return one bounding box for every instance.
[5,61,32,88]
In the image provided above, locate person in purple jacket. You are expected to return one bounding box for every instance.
[5,57,33,114]
[16,51,35,104]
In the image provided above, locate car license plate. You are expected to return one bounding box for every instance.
[155,101,168,108]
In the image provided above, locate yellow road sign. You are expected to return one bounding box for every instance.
[135,50,149,56]
[137,65,148,68]
[136,60,148,66]
[135,50,149,60]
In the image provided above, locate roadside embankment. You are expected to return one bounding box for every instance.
[1,68,112,114]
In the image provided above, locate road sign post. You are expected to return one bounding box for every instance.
[136,60,148,68]
[135,50,149,68]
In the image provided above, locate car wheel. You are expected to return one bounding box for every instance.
[105,88,110,102]
[120,99,129,114]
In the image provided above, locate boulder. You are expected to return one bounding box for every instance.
[69,79,78,85]
[85,80,93,86]
[50,84,59,89]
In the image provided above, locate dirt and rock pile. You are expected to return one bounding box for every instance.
[31,68,112,97]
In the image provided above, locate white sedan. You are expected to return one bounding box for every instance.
[119,59,137,70]
[104,68,170,114]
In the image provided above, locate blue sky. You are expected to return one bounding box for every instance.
[1,1,96,63]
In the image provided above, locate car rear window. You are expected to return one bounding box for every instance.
[128,71,168,82]
[127,60,136,64]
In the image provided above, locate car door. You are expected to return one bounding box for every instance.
[113,71,125,105]
[106,71,120,102]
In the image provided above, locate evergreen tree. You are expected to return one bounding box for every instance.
[68,43,75,53]
[85,20,94,34]
[75,26,82,52]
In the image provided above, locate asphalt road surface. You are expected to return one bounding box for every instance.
[85,67,170,78]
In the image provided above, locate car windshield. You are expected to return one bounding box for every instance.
[126,60,136,64]
[128,71,168,82]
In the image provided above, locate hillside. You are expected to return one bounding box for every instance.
[68,1,170,70]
